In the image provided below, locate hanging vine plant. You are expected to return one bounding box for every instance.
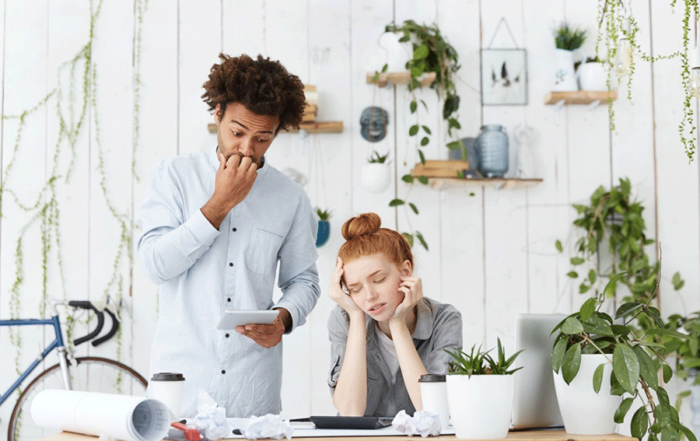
[597,0,697,162]
[371,20,462,251]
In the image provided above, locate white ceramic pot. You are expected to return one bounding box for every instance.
[553,49,578,92]
[360,162,391,194]
[553,353,621,435]
[578,62,607,91]
[379,32,412,72]
[446,374,514,439]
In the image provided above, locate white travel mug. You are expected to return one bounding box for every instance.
[419,374,450,431]
[148,372,185,420]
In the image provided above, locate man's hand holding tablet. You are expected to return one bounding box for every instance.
[217,310,287,348]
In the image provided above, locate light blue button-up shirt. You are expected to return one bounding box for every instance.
[136,148,320,418]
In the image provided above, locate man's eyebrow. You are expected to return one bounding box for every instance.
[231,120,274,135]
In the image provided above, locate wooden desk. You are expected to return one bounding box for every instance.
[41,429,637,441]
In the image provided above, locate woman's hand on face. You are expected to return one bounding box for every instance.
[329,257,363,316]
[391,276,424,322]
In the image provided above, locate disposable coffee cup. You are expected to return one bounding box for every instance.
[148,372,185,420]
[419,374,449,430]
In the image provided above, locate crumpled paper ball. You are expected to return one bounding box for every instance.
[190,389,230,440]
[240,414,293,440]
[392,410,442,437]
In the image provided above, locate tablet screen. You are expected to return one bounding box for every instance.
[216,310,279,330]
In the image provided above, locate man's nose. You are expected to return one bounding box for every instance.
[239,138,255,157]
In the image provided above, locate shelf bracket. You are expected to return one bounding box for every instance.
[554,99,566,126]
[587,100,601,112]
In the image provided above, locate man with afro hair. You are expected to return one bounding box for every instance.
[137,54,320,418]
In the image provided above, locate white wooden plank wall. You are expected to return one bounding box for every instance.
[1,0,699,429]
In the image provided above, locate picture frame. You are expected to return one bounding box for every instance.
[480,48,528,106]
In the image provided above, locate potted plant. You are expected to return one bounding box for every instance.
[360,150,391,194]
[578,56,610,91]
[445,339,522,439]
[315,208,331,248]
[551,288,697,440]
[666,311,700,430]
[553,23,587,92]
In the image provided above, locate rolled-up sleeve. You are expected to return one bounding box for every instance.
[425,306,463,374]
[136,161,220,285]
[274,199,320,333]
[327,306,350,392]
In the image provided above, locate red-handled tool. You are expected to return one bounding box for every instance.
[171,422,203,441]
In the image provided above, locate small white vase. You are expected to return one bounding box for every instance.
[446,374,514,439]
[379,32,412,72]
[553,354,621,435]
[553,49,578,92]
[360,162,391,194]
[578,62,607,91]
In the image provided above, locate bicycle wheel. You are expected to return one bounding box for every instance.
[8,356,148,441]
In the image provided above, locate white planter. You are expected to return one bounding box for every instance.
[379,32,412,72]
[578,62,607,91]
[553,49,578,92]
[360,162,391,194]
[446,374,514,439]
[553,354,620,435]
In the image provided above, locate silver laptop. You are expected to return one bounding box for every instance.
[512,313,566,429]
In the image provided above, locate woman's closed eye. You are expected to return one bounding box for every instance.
[374,277,386,284]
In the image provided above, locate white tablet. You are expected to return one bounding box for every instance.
[216,310,279,330]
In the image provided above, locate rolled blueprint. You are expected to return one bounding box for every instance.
[31,389,170,441]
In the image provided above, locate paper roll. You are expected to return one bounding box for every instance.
[31,389,170,441]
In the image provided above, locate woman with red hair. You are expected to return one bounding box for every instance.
[327,213,463,417]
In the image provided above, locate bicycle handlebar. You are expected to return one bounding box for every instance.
[68,300,119,347]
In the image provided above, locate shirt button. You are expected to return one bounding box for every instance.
[227,298,231,302]
[225,333,230,338]
[398,376,403,382]
[232,227,237,232]
[229,262,234,267]
[221,370,226,375]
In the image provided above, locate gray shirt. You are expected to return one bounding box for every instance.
[136,148,320,418]
[327,298,463,417]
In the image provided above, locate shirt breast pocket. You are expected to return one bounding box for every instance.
[245,226,284,276]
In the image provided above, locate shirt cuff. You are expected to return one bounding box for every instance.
[187,208,221,247]
[273,300,301,334]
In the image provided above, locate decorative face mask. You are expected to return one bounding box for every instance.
[360,106,389,142]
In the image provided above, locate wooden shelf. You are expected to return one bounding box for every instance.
[366,71,436,88]
[544,91,617,105]
[414,176,544,190]
[207,121,343,134]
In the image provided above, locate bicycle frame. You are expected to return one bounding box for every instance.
[0,303,72,407]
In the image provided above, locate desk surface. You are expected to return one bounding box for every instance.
[41,429,637,441]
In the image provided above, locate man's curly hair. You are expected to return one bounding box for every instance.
[201,54,306,133]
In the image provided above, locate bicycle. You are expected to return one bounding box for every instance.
[1,299,149,441]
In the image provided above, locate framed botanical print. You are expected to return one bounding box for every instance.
[481,48,528,106]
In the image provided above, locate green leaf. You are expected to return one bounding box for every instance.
[409,125,419,136]
[672,272,685,290]
[604,272,626,298]
[631,406,649,441]
[389,198,405,207]
[561,317,585,334]
[420,99,427,111]
[416,231,428,251]
[615,397,634,423]
[418,150,426,165]
[570,257,585,265]
[593,363,605,393]
[421,137,429,146]
[645,328,694,340]
[661,427,680,441]
[381,63,388,73]
[620,177,631,196]
[418,175,428,185]
[562,343,582,384]
[655,403,673,427]
[583,314,614,337]
[672,422,697,441]
[634,345,659,390]
[551,337,568,373]
[580,298,597,322]
[613,344,641,395]
[448,118,461,129]
[616,302,644,319]
[446,140,461,150]
[567,271,578,279]
[588,269,597,284]
[402,232,414,248]
[402,174,414,184]
[422,125,432,135]
[410,100,417,113]
[556,240,563,253]
[663,364,673,383]
[409,203,419,215]
[371,71,380,82]
[413,44,429,60]
[579,283,591,294]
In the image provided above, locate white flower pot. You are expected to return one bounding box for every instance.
[379,32,412,72]
[360,162,391,194]
[553,354,621,435]
[553,49,578,92]
[578,62,607,91]
[446,375,514,439]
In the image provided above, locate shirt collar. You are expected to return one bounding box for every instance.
[367,299,435,341]
[208,146,269,179]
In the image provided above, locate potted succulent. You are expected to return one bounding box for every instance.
[578,56,610,91]
[315,208,331,248]
[445,339,522,439]
[551,287,697,440]
[553,23,587,91]
[360,150,391,194]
